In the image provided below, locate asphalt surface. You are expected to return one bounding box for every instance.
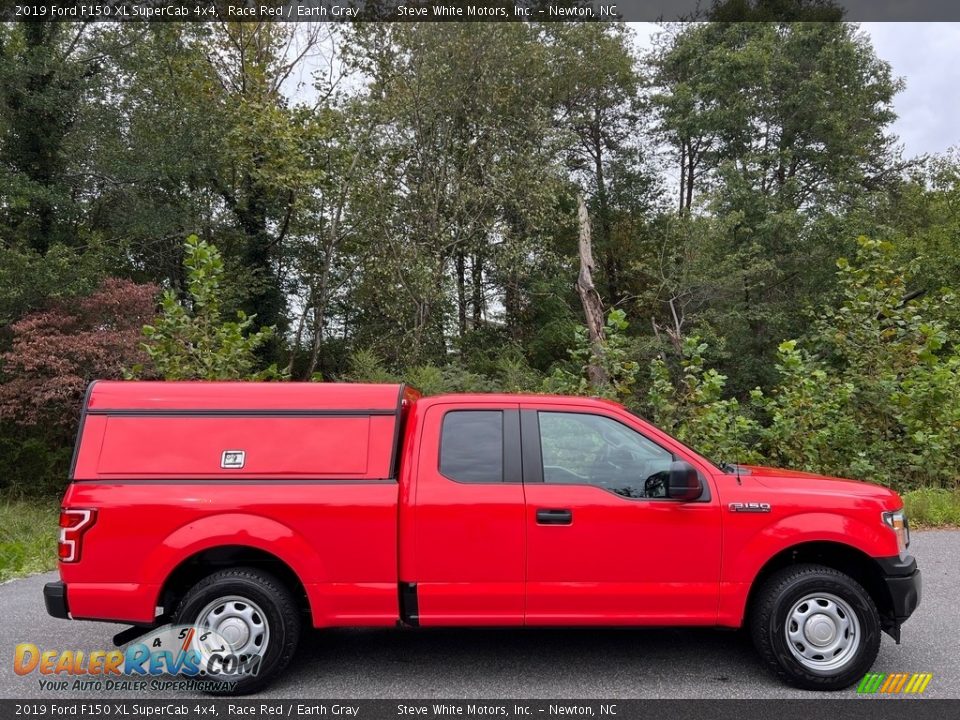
[1,530,956,700]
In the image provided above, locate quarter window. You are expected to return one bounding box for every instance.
[439,410,504,483]
[538,412,674,498]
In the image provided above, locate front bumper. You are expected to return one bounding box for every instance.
[875,555,921,641]
[43,581,70,619]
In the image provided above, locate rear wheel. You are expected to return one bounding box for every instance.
[174,567,300,695]
[750,564,880,690]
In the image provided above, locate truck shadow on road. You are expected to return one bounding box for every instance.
[276,626,767,696]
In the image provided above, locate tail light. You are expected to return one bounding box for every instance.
[58,509,97,563]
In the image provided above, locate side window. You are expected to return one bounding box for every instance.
[439,410,504,483]
[538,412,674,499]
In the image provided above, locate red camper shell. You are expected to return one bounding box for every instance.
[71,381,420,481]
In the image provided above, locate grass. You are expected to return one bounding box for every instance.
[0,497,59,582]
[902,487,960,528]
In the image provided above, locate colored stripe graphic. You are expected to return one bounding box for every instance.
[857,672,932,694]
[181,627,195,652]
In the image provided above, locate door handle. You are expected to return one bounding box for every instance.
[536,508,573,525]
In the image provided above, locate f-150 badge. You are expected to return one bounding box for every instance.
[729,502,771,513]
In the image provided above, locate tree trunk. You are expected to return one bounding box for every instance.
[471,251,483,327]
[575,195,608,390]
[456,251,467,336]
[679,141,687,215]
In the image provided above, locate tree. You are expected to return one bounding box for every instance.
[0,278,157,430]
[138,236,278,380]
[0,23,96,253]
[646,336,761,464]
[545,22,660,304]
[649,21,902,391]
[574,195,608,388]
[342,23,563,366]
[80,23,329,364]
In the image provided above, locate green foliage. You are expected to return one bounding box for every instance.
[0,432,72,498]
[646,336,761,464]
[345,348,536,396]
[0,23,97,253]
[0,243,117,325]
[752,341,863,477]
[754,237,960,488]
[2,20,960,525]
[902,488,960,528]
[138,236,280,380]
[649,20,902,393]
[0,497,59,581]
[544,309,640,402]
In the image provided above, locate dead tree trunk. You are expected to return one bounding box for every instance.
[575,195,608,390]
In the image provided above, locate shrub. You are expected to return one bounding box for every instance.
[646,336,761,464]
[756,237,960,488]
[542,309,640,403]
[0,278,157,431]
[138,236,281,380]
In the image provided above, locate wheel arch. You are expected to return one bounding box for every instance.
[744,540,896,637]
[156,545,311,621]
[142,512,327,619]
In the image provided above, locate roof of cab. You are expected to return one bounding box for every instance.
[86,381,415,413]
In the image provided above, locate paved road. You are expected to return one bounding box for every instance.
[1,530,956,700]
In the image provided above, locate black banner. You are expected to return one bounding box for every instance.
[1,700,958,720]
[5,0,960,23]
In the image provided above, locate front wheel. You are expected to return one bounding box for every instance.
[174,567,301,695]
[750,564,881,690]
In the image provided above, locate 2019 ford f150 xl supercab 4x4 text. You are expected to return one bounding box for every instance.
[45,381,920,693]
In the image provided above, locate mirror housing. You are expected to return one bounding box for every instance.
[667,460,702,501]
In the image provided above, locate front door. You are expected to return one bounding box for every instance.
[521,405,722,625]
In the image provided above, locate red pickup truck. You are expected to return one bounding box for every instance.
[46,381,920,693]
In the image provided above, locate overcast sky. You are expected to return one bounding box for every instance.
[861,22,960,158]
[296,23,958,161]
[630,22,960,160]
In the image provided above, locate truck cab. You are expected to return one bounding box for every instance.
[45,382,920,693]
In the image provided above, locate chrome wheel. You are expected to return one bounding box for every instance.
[785,592,861,673]
[195,595,270,662]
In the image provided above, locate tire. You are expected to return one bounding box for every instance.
[173,567,301,695]
[750,563,881,690]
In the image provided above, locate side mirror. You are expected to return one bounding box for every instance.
[667,460,702,501]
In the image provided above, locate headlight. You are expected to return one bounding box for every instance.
[882,509,910,553]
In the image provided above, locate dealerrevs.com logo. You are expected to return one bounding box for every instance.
[13,624,260,693]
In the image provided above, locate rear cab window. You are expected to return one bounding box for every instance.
[439,410,504,483]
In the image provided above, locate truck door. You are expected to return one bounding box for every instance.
[408,402,525,625]
[521,405,722,624]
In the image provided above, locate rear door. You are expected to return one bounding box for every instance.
[409,402,525,625]
[521,405,722,625]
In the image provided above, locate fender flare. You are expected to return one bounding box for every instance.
[719,512,894,625]
[728,512,892,584]
[143,512,326,607]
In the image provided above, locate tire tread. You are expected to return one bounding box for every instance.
[174,566,301,695]
[750,563,880,690]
